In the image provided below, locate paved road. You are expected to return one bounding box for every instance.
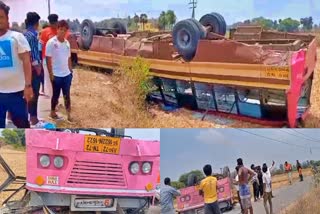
[226,176,313,214]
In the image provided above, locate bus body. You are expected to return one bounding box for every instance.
[25,129,160,212]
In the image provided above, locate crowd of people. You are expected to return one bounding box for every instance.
[0,1,74,128]
[161,159,304,214]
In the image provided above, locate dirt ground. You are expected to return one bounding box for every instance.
[55,48,320,128]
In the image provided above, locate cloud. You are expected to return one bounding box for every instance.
[195,129,229,145]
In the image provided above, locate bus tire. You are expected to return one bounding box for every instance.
[199,12,226,36]
[80,19,96,50]
[187,174,198,187]
[172,19,202,62]
[188,18,207,39]
[111,21,127,35]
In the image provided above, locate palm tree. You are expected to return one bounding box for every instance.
[140,13,148,31]
[158,11,167,30]
[133,14,140,29]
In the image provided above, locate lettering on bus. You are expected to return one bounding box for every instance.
[263,66,290,80]
[84,136,121,154]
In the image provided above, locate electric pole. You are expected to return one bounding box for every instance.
[189,0,197,19]
[47,0,51,16]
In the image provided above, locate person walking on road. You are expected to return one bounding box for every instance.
[284,161,293,185]
[297,160,303,182]
[250,164,260,202]
[160,177,181,214]
[46,20,74,123]
[0,1,33,128]
[257,166,264,199]
[199,164,221,214]
[237,158,256,214]
[262,164,273,214]
[264,161,275,198]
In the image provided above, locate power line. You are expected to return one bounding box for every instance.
[235,129,319,150]
[280,129,320,145]
[188,0,197,19]
[47,0,51,15]
[292,129,320,142]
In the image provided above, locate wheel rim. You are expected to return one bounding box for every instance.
[177,28,191,48]
[82,24,90,40]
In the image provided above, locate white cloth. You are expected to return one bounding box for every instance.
[263,172,272,193]
[45,36,71,77]
[235,175,239,191]
[43,60,52,97]
[0,30,30,93]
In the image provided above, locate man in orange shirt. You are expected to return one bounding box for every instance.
[284,161,292,185]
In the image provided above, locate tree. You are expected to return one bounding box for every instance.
[251,17,274,30]
[278,18,300,32]
[178,170,205,186]
[13,129,25,146]
[139,13,148,31]
[279,164,284,172]
[171,181,186,189]
[158,11,167,30]
[300,16,313,31]
[2,129,20,145]
[133,14,139,28]
[243,19,251,24]
[166,10,177,30]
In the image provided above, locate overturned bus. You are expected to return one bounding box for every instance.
[68,12,317,128]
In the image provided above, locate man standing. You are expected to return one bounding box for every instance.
[297,160,303,182]
[46,20,74,123]
[0,1,33,128]
[237,158,256,214]
[24,12,45,128]
[257,166,263,199]
[160,177,181,214]
[199,164,221,214]
[234,166,244,214]
[262,164,273,214]
[40,14,58,98]
[264,161,275,198]
[284,161,293,185]
[250,164,259,201]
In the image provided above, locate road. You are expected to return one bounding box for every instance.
[226,176,313,214]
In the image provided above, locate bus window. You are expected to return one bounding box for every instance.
[297,77,312,118]
[214,85,238,114]
[194,83,216,110]
[237,89,262,118]
[260,89,287,121]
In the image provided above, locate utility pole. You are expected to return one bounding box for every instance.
[47,0,51,16]
[189,0,197,19]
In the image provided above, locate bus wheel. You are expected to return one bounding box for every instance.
[173,19,202,62]
[111,21,127,35]
[80,19,96,50]
[199,12,226,36]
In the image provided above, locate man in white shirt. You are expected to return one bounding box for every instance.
[262,165,273,214]
[46,20,74,123]
[0,1,33,128]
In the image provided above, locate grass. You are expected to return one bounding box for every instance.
[280,168,320,214]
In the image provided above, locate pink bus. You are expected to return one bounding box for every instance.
[176,177,233,214]
[25,129,160,213]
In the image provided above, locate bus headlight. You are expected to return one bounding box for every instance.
[142,162,152,174]
[54,156,64,168]
[130,162,140,174]
[40,155,50,168]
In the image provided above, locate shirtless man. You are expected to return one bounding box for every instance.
[237,158,257,214]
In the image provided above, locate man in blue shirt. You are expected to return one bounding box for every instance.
[160,177,181,214]
[24,12,44,127]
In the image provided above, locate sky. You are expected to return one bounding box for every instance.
[3,0,320,25]
[0,128,160,141]
[160,128,320,181]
